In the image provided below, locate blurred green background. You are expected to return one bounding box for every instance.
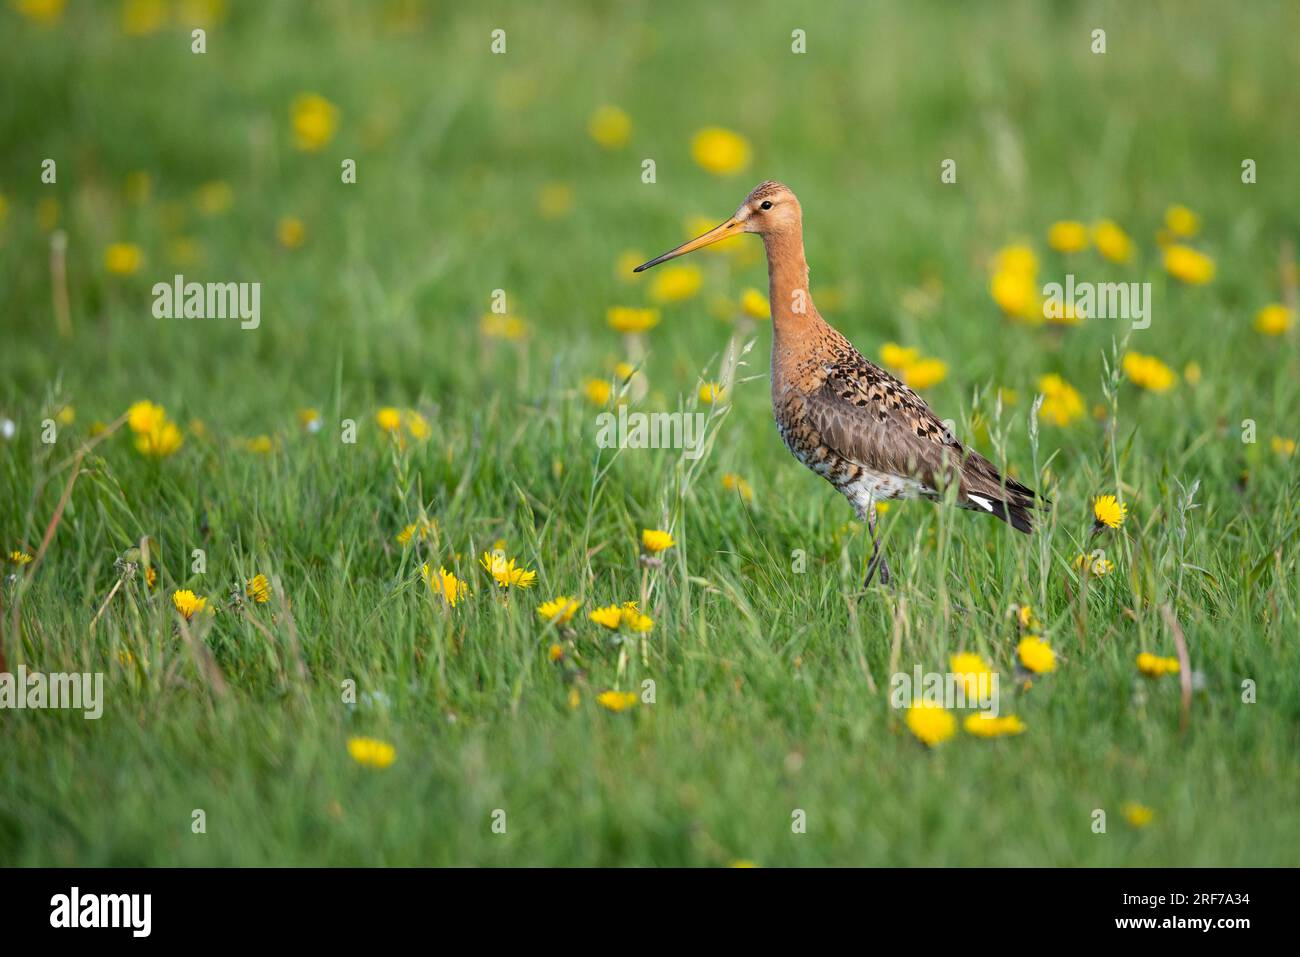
[4,0,1298,417]
[1,1,1298,867]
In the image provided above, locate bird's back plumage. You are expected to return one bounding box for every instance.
[773,325,1043,532]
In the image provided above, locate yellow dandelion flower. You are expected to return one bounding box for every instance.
[740,287,770,320]
[1047,220,1089,253]
[246,573,270,604]
[404,409,431,441]
[614,361,638,381]
[104,242,144,276]
[994,244,1039,277]
[1121,802,1154,828]
[54,405,75,426]
[588,105,631,149]
[1015,603,1041,631]
[1272,436,1296,457]
[347,736,396,769]
[291,93,338,152]
[623,611,654,633]
[548,643,564,662]
[276,215,306,249]
[172,589,207,621]
[1074,552,1115,577]
[904,700,956,747]
[963,714,1026,738]
[9,550,34,565]
[375,407,402,432]
[1136,652,1180,678]
[988,245,1041,320]
[990,268,1041,321]
[297,407,322,432]
[479,551,536,589]
[583,378,612,406]
[649,264,702,304]
[538,595,579,624]
[1092,220,1134,263]
[879,343,921,370]
[590,604,624,629]
[698,382,727,405]
[1123,352,1178,392]
[243,434,274,454]
[902,358,947,390]
[606,306,660,334]
[1164,204,1200,238]
[134,419,183,457]
[596,690,639,712]
[1163,244,1215,285]
[721,472,754,502]
[690,127,752,176]
[949,652,994,700]
[1253,303,1293,336]
[144,565,157,588]
[1036,374,1085,426]
[194,180,234,216]
[641,529,675,553]
[422,563,469,607]
[12,0,66,25]
[1017,636,1056,674]
[1093,494,1127,529]
[396,519,436,545]
[613,599,655,633]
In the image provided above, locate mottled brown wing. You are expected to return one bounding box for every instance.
[801,356,964,493]
[800,352,1042,531]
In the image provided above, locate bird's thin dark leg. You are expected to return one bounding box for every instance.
[863,506,892,587]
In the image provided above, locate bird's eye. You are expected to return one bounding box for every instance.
[760,200,773,210]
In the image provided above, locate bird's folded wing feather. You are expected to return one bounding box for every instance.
[801,359,965,492]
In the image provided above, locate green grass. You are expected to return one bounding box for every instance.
[2,0,1299,866]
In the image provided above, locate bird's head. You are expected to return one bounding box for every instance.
[634,181,800,272]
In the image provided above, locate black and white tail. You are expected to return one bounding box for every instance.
[961,452,1047,534]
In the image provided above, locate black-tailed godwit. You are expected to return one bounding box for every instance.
[635,181,1043,585]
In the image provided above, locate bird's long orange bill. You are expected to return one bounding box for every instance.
[633,217,743,272]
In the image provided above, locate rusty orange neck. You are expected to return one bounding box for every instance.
[763,226,830,357]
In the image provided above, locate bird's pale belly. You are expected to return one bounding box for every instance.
[837,469,927,520]
[775,412,926,520]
